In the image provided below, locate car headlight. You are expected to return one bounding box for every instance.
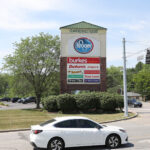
[119,129,126,133]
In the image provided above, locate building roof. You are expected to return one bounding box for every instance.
[60,21,107,30]
[127,92,141,97]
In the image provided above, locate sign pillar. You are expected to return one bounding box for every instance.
[59,21,107,93]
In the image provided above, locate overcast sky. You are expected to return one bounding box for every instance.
[0,0,150,69]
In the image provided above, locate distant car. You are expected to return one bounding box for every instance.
[11,97,20,103]
[30,116,128,149]
[128,99,142,107]
[17,98,25,103]
[22,97,36,104]
[0,97,11,102]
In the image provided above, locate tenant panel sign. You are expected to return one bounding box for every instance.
[68,37,100,57]
[67,57,100,84]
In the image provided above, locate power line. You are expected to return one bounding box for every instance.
[126,40,150,44]
[126,49,146,58]
[126,40,150,47]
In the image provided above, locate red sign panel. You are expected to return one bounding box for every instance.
[67,57,100,64]
[84,70,100,74]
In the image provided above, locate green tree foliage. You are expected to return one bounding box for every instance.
[4,33,60,108]
[133,64,150,97]
[127,62,144,91]
[0,74,9,96]
[106,66,123,93]
[135,62,144,72]
[8,74,34,97]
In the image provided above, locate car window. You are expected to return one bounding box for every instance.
[40,119,56,126]
[54,120,77,128]
[132,99,136,102]
[77,119,100,128]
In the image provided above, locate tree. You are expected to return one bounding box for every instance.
[133,65,150,97]
[135,62,144,73]
[4,33,60,108]
[126,68,135,91]
[106,66,123,93]
[8,74,34,97]
[0,74,9,96]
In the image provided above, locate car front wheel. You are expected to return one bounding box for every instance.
[48,138,64,150]
[106,134,121,149]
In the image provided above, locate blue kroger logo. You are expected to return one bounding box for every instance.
[74,37,94,54]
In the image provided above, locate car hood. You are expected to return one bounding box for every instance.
[102,125,124,131]
[134,101,142,104]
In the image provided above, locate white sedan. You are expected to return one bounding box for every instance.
[30,116,128,150]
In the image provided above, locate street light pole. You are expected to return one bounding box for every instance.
[123,38,128,117]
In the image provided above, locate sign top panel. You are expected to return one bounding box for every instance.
[67,57,100,64]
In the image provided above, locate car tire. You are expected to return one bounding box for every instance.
[106,134,121,149]
[48,137,64,150]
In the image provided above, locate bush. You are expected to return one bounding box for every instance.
[75,92,100,113]
[115,94,124,111]
[42,96,58,112]
[57,94,77,113]
[42,92,123,113]
[99,93,117,111]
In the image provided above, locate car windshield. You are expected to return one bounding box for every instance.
[132,99,137,102]
[40,119,56,126]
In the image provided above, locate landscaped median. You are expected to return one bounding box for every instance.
[0,109,136,131]
[0,92,137,131]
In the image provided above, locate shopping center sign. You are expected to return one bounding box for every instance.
[74,37,94,54]
[67,57,100,84]
[60,21,107,93]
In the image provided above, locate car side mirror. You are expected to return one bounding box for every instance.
[96,125,102,130]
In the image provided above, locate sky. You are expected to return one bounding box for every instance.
[0,0,150,69]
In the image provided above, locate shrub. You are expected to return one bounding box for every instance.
[42,92,123,113]
[42,96,58,112]
[115,94,124,111]
[75,92,100,112]
[57,94,77,113]
[100,93,117,111]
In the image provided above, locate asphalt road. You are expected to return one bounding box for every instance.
[0,102,150,150]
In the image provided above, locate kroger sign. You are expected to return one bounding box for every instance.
[74,37,94,54]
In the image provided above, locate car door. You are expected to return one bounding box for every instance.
[54,119,84,147]
[77,119,104,146]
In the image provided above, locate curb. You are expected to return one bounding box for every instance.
[0,128,30,133]
[101,111,138,124]
[0,112,138,133]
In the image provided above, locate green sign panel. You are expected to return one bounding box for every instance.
[68,75,83,79]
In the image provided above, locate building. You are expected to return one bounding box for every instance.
[127,92,145,101]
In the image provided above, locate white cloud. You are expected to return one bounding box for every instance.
[0,21,61,30]
[124,21,147,31]
[0,0,70,30]
[1,0,67,12]
[103,20,148,31]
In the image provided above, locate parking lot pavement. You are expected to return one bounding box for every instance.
[0,101,42,110]
[0,131,33,150]
[0,102,150,150]
[108,102,150,150]
[0,130,131,150]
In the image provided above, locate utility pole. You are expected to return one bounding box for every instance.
[123,38,128,117]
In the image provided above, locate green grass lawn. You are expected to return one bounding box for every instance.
[0,109,135,130]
